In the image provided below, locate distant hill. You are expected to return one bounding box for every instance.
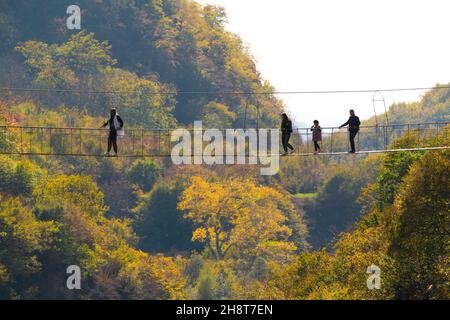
[364,85,450,125]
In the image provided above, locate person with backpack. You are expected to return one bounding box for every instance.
[101,107,124,156]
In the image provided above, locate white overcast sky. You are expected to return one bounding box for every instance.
[197,0,450,127]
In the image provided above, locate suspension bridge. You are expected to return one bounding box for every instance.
[0,122,448,158]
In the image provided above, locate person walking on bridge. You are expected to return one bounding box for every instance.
[281,113,295,155]
[311,120,322,154]
[101,108,124,156]
[339,109,360,153]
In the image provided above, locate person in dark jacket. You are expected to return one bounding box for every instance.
[281,113,295,155]
[339,109,360,153]
[101,108,124,156]
[311,120,322,154]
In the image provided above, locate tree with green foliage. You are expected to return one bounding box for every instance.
[388,151,449,299]
[126,159,161,192]
[102,67,177,129]
[16,32,178,127]
[134,181,199,254]
[0,156,45,197]
[196,266,217,300]
[201,101,236,128]
[374,132,425,207]
[0,197,56,299]
[307,156,382,248]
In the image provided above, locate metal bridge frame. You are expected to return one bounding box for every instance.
[0,122,448,158]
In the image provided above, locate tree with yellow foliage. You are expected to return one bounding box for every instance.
[178,177,296,261]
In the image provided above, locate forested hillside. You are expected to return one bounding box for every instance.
[365,86,450,125]
[271,130,449,299]
[0,0,282,128]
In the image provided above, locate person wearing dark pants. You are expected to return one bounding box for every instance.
[108,130,118,155]
[311,120,322,154]
[314,141,320,152]
[348,129,358,153]
[101,108,124,156]
[339,109,360,153]
[281,113,294,155]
